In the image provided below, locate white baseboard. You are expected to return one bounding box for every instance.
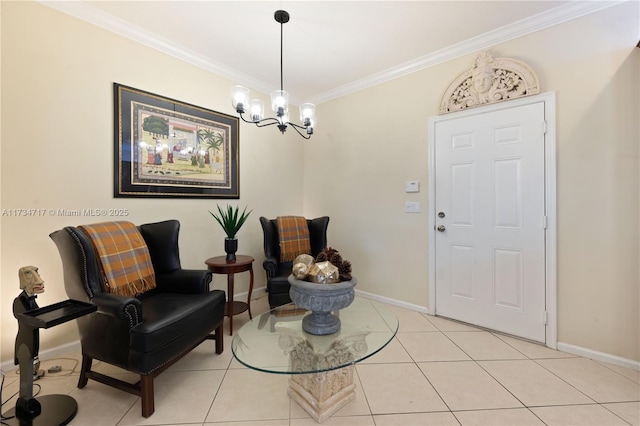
[4,293,637,375]
[1,340,82,374]
[355,291,640,372]
[238,286,266,300]
[557,342,640,371]
[355,289,430,314]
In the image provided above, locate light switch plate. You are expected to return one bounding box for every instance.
[405,202,421,213]
[405,181,420,193]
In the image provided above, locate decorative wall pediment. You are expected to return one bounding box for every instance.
[439,51,540,114]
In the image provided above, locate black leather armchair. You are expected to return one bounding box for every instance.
[49,220,225,418]
[259,216,329,309]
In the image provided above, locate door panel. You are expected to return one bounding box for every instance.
[434,102,546,342]
[451,163,474,225]
[450,244,475,299]
[493,248,523,309]
[494,158,522,228]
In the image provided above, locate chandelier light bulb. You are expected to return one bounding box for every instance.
[299,103,316,127]
[250,99,264,122]
[270,90,289,117]
[231,86,250,113]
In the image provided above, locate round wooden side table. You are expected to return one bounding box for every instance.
[205,255,254,335]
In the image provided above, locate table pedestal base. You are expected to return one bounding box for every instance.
[288,365,355,423]
[2,394,78,426]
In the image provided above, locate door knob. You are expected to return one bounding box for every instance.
[437,225,446,232]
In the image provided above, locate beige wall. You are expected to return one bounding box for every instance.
[307,2,639,362]
[1,1,638,364]
[0,1,305,363]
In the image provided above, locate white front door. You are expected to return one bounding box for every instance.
[432,101,547,342]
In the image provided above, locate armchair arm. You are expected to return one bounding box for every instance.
[263,257,278,278]
[91,293,142,327]
[155,269,212,294]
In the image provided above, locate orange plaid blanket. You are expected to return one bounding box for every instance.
[79,221,156,297]
[277,216,311,262]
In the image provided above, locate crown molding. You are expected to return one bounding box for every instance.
[308,0,625,104]
[37,0,272,96]
[39,0,624,105]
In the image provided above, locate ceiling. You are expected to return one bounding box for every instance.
[43,1,618,105]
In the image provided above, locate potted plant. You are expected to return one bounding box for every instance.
[209,204,252,261]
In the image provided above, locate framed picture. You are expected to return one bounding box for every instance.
[114,83,239,198]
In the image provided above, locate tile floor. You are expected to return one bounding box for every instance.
[1,295,638,426]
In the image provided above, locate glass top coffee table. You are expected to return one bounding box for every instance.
[232,297,398,422]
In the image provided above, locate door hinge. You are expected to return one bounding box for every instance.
[542,215,548,229]
[542,121,548,135]
[543,311,548,325]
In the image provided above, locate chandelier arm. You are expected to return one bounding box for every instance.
[254,119,281,128]
[287,122,312,140]
[238,112,256,124]
[288,122,309,131]
[238,113,279,127]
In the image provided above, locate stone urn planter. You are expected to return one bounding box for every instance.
[288,275,357,335]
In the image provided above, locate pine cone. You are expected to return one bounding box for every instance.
[315,252,328,262]
[324,247,338,259]
[339,260,352,275]
[316,247,352,281]
[339,273,352,281]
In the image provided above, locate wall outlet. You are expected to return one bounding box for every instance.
[405,202,421,213]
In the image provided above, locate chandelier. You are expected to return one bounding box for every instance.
[231,10,315,139]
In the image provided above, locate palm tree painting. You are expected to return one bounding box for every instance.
[198,128,224,173]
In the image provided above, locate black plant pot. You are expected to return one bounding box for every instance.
[224,238,238,262]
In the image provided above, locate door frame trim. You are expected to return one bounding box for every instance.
[428,91,557,348]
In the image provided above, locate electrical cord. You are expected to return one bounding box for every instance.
[1,384,42,410]
[41,357,79,377]
[12,357,79,377]
[0,370,9,422]
[1,356,84,425]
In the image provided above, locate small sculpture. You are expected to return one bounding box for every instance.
[292,254,315,279]
[19,265,45,297]
[14,266,45,380]
[471,53,497,103]
[307,261,340,284]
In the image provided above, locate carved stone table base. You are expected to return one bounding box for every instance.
[288,365,356,423]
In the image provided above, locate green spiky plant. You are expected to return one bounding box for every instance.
[209,204,252,240]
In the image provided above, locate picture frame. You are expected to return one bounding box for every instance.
[114,83,239,198]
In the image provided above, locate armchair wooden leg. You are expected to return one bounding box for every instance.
[78,355,92,388]
[215,323,224,354]
[140,374,154,418]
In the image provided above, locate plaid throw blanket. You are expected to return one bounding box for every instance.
[277,216,311,262]
[79,221,156,297]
